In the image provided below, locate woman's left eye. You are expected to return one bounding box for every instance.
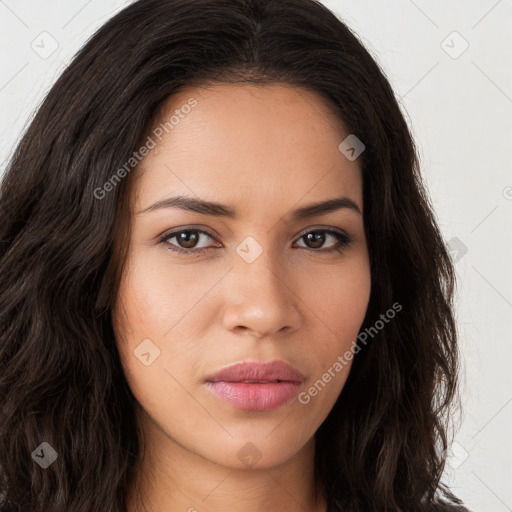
[294,229,352,252]
[159,228,353,256]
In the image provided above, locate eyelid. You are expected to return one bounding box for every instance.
[158,224,219,240]
[294,225,349,240]
[159,227,220,246]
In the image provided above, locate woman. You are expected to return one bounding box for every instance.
[0,0,471,511]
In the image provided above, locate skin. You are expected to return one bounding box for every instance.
[113,83,371,512]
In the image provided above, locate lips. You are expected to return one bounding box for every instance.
[204,360,305,412]
[204,360,304,384]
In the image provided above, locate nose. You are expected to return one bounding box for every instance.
[222,244,302,338]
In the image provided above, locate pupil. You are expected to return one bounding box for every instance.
[179,232,198,248]
[306,231,324,249]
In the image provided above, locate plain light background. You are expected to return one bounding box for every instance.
[1,1,511,510]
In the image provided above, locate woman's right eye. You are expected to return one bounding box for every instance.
[159,229,219,255]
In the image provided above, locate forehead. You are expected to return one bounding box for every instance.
[132,83,363,216]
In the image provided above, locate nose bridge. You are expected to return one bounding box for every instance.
[234,232,289,301]
[222,232,301,336]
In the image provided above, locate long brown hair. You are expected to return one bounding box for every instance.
[0,0,468,510]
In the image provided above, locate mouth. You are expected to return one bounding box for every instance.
[204,380,303,411]
[204,360,304,412]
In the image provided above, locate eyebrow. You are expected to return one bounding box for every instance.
[136,195,362,219]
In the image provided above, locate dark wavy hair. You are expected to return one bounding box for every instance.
[0,0,469,511]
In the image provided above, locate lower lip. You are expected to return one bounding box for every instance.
[205,381,302,411]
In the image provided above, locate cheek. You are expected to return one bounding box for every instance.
[112,254,208,395]
[112,255,167,381]
[113,248,198,340]
[294,255,371,395]
[304,254,371,340]
[112,280,193,426]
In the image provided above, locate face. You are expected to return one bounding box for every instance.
[113,83,371,470]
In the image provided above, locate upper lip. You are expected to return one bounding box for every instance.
[205,360,305,383]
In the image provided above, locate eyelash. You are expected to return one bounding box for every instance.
[158,227,353,256]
